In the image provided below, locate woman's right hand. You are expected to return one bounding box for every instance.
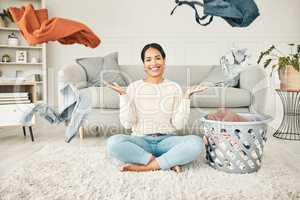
[104,81,127,95]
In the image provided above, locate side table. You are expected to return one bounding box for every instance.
[0,82,37,141]
[273,89,300,140]
[0,104,36,142]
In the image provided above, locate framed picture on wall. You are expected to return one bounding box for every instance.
[16,50,27,63]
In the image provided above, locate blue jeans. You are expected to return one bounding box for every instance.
[106,134,203,170]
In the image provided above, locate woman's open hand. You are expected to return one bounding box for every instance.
[184,84,208,99]
[104,81,127,95]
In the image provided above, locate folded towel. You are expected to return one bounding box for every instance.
[9,4,100,48]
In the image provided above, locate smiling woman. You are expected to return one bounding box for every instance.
[105,43,208,173]
[141,43,166,83]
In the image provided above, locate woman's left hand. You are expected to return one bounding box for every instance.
[184,84,208,99]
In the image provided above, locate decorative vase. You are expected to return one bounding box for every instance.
[278,65,300,91]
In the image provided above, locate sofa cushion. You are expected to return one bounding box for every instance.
[76,52,127,87]
[188,87,251,108]
[81,87,120,109]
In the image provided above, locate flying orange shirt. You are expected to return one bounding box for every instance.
[9,4,100,48]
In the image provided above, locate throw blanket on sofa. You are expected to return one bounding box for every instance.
[23,84,91,143]
[9,4,100,48]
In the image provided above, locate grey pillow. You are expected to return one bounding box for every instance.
[202,65,239,87]
[76,52,127,87]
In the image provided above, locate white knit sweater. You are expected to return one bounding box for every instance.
[119,79,190,136]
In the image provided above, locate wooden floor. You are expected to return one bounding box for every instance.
[0,117,300,179]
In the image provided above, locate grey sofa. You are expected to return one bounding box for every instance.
[58,64,268,137]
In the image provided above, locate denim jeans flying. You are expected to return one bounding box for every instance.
[106,134,203,170]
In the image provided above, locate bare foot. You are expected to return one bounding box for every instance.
[120,157,160,172]
[120,164,145,172]
[171,165,183,173]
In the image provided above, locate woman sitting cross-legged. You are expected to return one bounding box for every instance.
[106,43,208,173]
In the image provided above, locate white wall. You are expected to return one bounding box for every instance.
[45,0,300,127]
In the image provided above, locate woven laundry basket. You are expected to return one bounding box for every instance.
[201,113,272,174]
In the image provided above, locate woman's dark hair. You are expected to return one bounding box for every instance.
[141,43,166,63]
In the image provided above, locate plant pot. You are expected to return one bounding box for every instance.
[0,18,6,27]
[8,37,19,46]
[278,65,300,91]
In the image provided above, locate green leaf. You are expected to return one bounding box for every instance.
[264,58,272,68]
[257,52,264,64]
[257,45,275,64]
[5,9,13,22]
[1,9,13,22]
[259,44,299,73]
[291,59,300,71]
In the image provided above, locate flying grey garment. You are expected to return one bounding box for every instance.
[170,0,259,27]
[23,84,91,143]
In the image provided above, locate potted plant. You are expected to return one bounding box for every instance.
[0,9,14,27]
[257,44,300,91]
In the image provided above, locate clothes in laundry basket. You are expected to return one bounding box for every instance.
[207,108,248,122]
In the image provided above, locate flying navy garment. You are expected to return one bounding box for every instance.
[203,0,259,27]
[171,0,259,27]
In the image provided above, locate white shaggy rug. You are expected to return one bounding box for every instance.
[0,139,299,200]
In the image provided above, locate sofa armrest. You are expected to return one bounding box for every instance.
[58,64,88,112]
[239,65,269,114]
